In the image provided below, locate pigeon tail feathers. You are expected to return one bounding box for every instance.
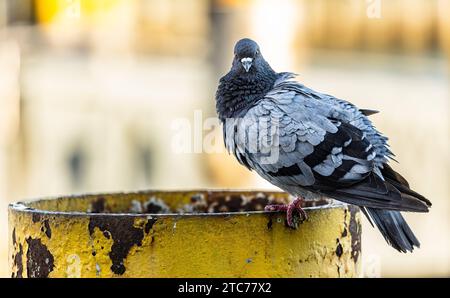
[364,208,420,252]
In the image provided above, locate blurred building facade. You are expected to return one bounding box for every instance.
[0,0,449,277]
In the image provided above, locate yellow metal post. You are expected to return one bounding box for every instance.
[9,190,361,277]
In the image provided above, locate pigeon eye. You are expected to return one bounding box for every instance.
[255,50,259,55]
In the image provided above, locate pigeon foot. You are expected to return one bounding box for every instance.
[264,198,308,229]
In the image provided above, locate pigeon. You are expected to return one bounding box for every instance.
[215,38,431,252]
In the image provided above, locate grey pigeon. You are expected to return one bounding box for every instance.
[215,38,431,252]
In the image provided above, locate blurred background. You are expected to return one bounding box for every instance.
[0,0,449,277]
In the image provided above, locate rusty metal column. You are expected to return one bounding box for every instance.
[9,190,362,278]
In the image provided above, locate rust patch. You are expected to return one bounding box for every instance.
[204,193,328,213]
[43,219,51,239]
[267,216,273,230]
[144,218,158,234]
[91,197,105,213]
[244,196,270,212]
[175,194,208,213]
[12,228,16,245]
[12,244,23,278]
[26,237,55,278]
[335,240,343,258]
[207,193,270,213]
[190,194,204,204]
[341,208,349,238]
[88,216,145,275]
[144,199,170,213]
[103,231,111,239]
[32,213,41,223]
[349,206,361,263]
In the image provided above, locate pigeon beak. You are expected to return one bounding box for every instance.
[241,57,253,72]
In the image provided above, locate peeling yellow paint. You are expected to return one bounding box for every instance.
[9,190,362,278]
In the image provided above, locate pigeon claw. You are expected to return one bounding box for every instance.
[264,198,308,229]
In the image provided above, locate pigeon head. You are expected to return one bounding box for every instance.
[233,38,260,73]
[216,38,278,121]
[231,38,276,76]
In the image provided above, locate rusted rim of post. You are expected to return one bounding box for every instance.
[8,189,346,218]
